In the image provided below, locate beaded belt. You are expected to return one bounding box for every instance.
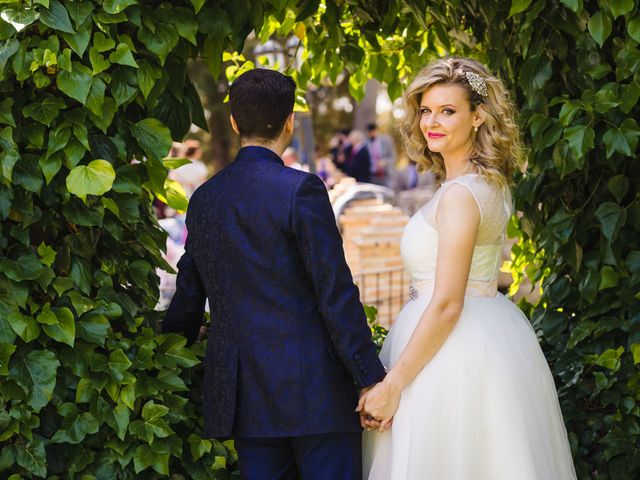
[409,278,498,300]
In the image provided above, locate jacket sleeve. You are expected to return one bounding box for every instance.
[291,174,386,388]
[161,232,207,345]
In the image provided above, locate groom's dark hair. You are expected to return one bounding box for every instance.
[229,68,296,141]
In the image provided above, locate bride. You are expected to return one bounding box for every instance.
[359,57,577,479]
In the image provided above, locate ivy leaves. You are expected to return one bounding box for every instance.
[41,306,76,347]
[22,97,66,127]
[519,53,552,97]
[39,0,75,34]
[8,349,60,412]
[51,403,100,444]
[1,0,215,475]
[505,2,640,477]
[0,255,44,282]
[103,0,139,15]
[603,119,640,158]
[138,25,179,66]
[0,38,19,76]
[129,401,173,445]
[9,0,640,478]
[607,0,635,19]
[596,203,627,243]
[509,0,533,18]
[109,43,137,67]
[588,10,612,47]
[65,1,95,28]
[56,62,95,104]
[130,118,189,210]
[131,119,172,164]
[9,311,40,343]
[15,438,47,478]
[136,60,162,100]
[66,159,116,200]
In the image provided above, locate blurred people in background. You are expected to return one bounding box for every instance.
[392,160,436,193]
[346,130,372,183]
[329,128,352,167]
[333,130,371,183]
[166,139,210,198]
[282,146,308,171]
[366,122,397,187]
[157,139,210,309]
[314,146,342,188]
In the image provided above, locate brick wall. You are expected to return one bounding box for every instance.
[339,199,410,327]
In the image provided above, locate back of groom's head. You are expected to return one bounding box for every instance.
[229,69,296,141]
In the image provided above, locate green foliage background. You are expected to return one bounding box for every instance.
[0,0,638,478]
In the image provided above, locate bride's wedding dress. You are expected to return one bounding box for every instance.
[363,174,577,479]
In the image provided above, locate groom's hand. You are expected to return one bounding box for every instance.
[358,386,382,431]
[360,413,381,431]
[357,378,401,433]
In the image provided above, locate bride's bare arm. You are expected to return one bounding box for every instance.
[357,184,480,429]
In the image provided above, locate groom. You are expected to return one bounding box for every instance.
[161,68,386,479]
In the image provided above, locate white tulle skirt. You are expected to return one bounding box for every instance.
[363,289,577,480]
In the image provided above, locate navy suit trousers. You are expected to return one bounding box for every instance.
[235,433,362,480]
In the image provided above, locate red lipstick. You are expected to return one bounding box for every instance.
[427,132,445,138]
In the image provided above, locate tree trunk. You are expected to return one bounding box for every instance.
[353,79,381,132]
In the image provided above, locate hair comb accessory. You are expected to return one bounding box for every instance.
[464,71,488,98]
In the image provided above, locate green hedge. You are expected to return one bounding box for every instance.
[502,2,640,478]
[1,0,639,478]
[0,0,295,477]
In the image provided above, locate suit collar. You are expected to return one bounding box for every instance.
[235,146,284,166]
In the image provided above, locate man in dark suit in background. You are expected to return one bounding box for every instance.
[334,130,371,183]
[161,69,386,479]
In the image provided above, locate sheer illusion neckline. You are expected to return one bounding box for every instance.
[442,173,479,183]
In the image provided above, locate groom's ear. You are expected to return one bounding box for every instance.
[284,112,295,134]
[229,114,240,135]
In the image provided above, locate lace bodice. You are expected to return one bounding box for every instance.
[400,174,512,290]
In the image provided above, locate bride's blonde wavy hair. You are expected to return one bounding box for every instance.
[400,57,524,187]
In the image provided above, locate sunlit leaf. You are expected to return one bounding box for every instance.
[509,0,532,17]
[66,159,116,200]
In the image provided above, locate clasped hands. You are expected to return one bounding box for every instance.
[357,376,402,433]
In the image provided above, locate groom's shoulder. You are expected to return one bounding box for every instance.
[279,165,313,184]
[187,164,322,203]
[250,162,317,188]
[190,175,215,198]
[278,168,328,197]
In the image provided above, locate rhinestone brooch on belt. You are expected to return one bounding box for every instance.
[409,285,419,301]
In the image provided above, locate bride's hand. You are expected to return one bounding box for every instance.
[359,386,381,430]
[356,377,402,432]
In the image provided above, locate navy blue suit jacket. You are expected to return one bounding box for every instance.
[162,146,386,438]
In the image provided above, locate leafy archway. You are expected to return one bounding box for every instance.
[0,0,638,478]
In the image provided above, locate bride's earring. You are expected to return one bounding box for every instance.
[474,126,479,133]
